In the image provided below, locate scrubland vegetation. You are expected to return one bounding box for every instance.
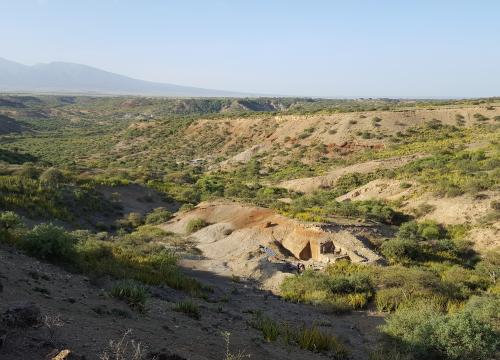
[1,95,499,359]
[0,213,202,297]
[249,312,348,358]
[281,234,499,358]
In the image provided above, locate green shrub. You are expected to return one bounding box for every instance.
[375,287,406,312]
[74,229,201,295]
[396,221,421,241]
[16,163,40,179]
[462,295,500,330]
[179,203,195,212]
[373,266,454,311]
[419,221,442,240]
[0,211,23,243]
[251,313,280,342]
[381,300,441,357]
[380,296,499,360]
[396,149,498,197]
[346,292,369,309]
[360,131,373,139]
[173,300,200,319]
[186,218,208,233]
[325,297,353,314]
[426,119,443,129]
[280,262,372,311]
[326,272,372,294]
[381,239,420,264]
[144,208,172,225]
[0,211,22,232]
[455,114,466,126]
[286,195,401,224]
[293,325,347,356]
[39,167,65,188]
[412,203,435,217]
[22,223,76,263]
[434,304,498,360]
[110,280,148,312]
[440,265,490,294]
[473,113,489,122]
[116,212,143,229]
[475,248,500,286]
[250,313,347,357]
[396,220,444,242]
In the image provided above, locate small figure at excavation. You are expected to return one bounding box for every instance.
[297,263,305,274]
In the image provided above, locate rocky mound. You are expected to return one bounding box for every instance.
[160,202,381,291]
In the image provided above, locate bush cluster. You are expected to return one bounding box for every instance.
[381,296,499,360]
[280,260,373,312]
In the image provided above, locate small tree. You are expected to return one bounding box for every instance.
[23,223,75,263]
[475,248,500,284]
[0,211,22,232]
[434,307,498,360]
[0,211,23,243]
[39,167,65,188]
[381,238,420,264]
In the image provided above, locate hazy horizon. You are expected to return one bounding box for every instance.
[1,0,499,97]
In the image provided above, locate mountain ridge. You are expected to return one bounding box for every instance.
[0,58,249,97]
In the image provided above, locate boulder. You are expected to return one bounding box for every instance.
[52,349,71,360]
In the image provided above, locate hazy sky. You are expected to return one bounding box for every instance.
[1,0,499,97]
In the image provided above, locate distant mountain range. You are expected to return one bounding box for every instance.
[0,58,247,97]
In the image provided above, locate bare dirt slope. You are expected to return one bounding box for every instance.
[0,245,383,360]
[98,184,178,215]
[280,154,424,193]
[160,202,381,292]
[336,179,417,202]
[179,105,500,166]
[403,191,500,226]
[336,181,500,251]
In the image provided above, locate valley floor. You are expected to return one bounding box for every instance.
[0,244,384,360]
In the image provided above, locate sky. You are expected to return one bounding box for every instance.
[1,0,499,97]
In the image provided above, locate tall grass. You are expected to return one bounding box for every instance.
[173,300,201,320]
[249,313,348,358]
[110,280,148,312]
